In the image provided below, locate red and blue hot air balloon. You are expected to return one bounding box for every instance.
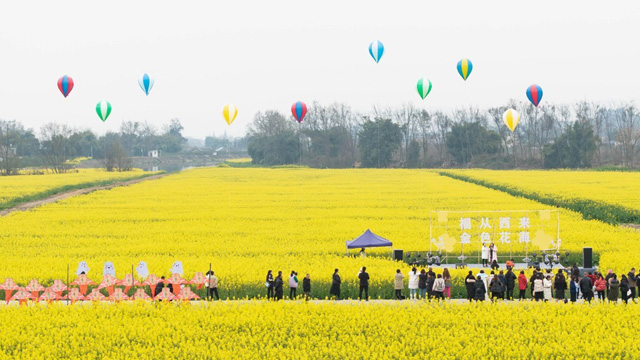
[291,101,307,123]
[57,75,74,98]
[526,84,543,107]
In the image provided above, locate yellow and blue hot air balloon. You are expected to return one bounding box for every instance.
[456,58,473,81]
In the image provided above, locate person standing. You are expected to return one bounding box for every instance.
[433,274,446,300]
[489,274,503,301]
[360,248,366,258]
[426,273,435,299]
[628,268,637,301]
[498,270,507,300]
[570,276,580,303]
[330,269,341,300]
[594,274,607,301]
[274,271,284,301]
[205,270,219,300]
[488,243,498,268]
[442,268,452,299]
[579,273,594,303]
[302,274,311,301]
[418,269,428,299]
[407,267,419,300]
[533,274,544,302]
[608,274,620,303]
[505,268,516,300]
[518,271,528,300]
[289,271,299,300]
[266,270,274,300]
[554,270,567,302]
[621,275,630,304]
[543,275,553,302]
[465,271,476,301]
[394,269,405,300]
[605,270,615,297]
[358,267,370,301]
[474,276,486,301]
[481,243,489,267]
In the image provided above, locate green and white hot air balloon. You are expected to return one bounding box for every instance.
[96,100,112,122]
[416,78,432,100]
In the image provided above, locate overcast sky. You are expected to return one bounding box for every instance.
[1,1,639,138]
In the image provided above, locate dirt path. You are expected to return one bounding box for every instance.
[0,173,168,217]
[622,224,640,231]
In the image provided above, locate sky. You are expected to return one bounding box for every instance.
[1,1,639,138]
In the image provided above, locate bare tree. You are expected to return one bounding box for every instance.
[430,111,451,163]
[0,120,21,175]
[614,103,640,166]
[40,122,72,173]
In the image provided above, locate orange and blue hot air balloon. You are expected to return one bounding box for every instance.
[456,59,473,81]
[291,101,307,123]
[526,84,543,107]
[57,75,74,98]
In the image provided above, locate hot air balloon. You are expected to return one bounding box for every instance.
[456,59,473,81]
[96,101,112,122]
[526,84,543,107]
[138,73,154,96]
[368,40,384,63]
[223,104,238,125]
[416,78,432,100]
[57,75,74,98]
[291,101,307,123]
[503,109,520,132]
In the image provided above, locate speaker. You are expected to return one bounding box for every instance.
[583,247,593,269]
[393,249,403,261]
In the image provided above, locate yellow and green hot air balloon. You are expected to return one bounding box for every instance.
[223,104,238,125]
[457,58,473,81]
[416,78,432,100]
[503,109,520,132]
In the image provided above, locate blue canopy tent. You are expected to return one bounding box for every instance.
[346,229,392,251]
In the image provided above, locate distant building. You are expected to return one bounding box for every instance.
[148,150,159,158]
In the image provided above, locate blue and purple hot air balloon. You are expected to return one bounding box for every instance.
[291,101,307,123]
[526,84,543,107]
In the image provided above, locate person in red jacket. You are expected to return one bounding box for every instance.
[518,271,528,300]
[594,274,607,301]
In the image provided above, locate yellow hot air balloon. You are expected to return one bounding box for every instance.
[503,109,520,132]
[223,104,238,125]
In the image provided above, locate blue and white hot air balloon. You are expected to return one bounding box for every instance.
[138,73,155,96]
[368,40,384,63]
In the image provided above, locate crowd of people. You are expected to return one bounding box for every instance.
[261,265,638,302]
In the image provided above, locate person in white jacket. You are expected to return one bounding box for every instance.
[432,274,446,300]
[288,271,298,300]
[543,275,553,302]
[481,244,489,267]
[408,267,419,300]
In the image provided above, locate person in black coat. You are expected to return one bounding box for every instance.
[418,269,428,299]
[302,274,311,301]
[274,271,284,301]
[474,276,486,301]
[554,270,567,301]
[579,274,593,302]
[426,274,435,299]
[266,270,274,300]
[498,271,507,300]
[330,269,341,300]
[358,267,370,301]
[465,271,476,301]
[505,268,516,300]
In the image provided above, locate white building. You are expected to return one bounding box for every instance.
[148,150,159,158]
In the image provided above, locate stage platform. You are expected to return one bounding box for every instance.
[419,262,566,270]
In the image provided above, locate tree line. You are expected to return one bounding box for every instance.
[0,119,187,175]
[248,101,640,169]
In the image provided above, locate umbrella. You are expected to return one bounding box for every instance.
[48,280,67,297]
[190,272,207,290]
[154,287,176,301]
[85,289,106,301]
[71,274,95,295]
[143,274,162,297]
[176,287,200,301]
[39,288,62,302]
[66,288,85,303]
[109,288,129,302]
[117,274,141,294]
[97,274,118,295]
[11,288,35,305]
[132,289,151,300]
[0,278,20,303]
[24,280,45,300]
[165,273,187,296]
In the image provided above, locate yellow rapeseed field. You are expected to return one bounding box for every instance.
[0,168,638,298]
[0,301,638,359]
[0,168,151,206]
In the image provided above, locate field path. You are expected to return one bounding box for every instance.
[0,173,169,217]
